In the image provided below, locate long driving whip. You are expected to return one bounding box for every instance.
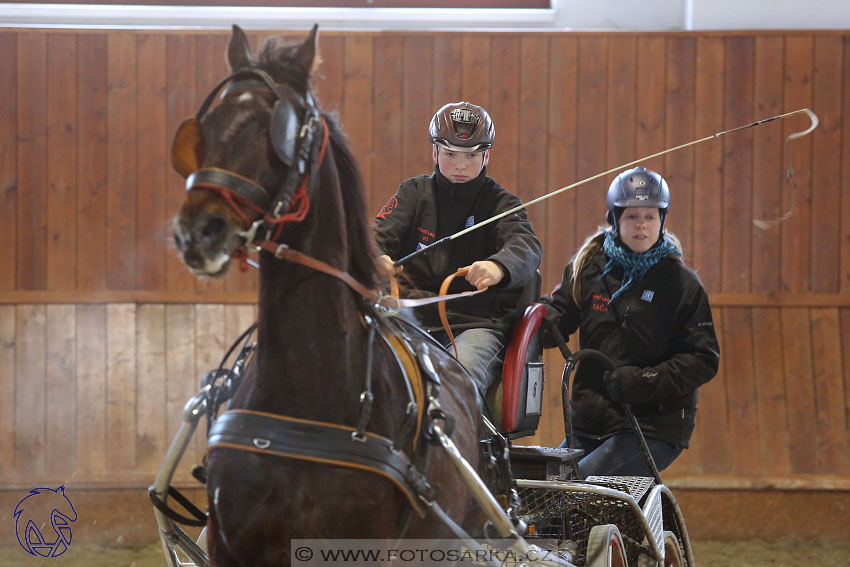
[395,108,818,267]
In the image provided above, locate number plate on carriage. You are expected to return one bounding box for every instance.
[525,363,543,416]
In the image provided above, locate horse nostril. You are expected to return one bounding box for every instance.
[201,217,227,240]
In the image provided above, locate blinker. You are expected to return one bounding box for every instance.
[171,118,204,178]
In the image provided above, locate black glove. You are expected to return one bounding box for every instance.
[603,366,640,402]
[538,300,563,349]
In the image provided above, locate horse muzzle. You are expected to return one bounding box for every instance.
[173,213,242,277]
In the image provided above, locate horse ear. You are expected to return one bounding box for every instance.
[228,24,253,70]
[296,24,320,74]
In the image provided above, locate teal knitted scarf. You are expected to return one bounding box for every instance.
[600,231,681,300]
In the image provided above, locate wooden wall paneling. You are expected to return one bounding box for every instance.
[223,303,257,349]
[371,35,403,211]
[810,308,847,473]
[691,37,725,293]
[14,305,46,477]
[16,32,47,291]
[45,304,77,477]
[135,34,168,294]
[694,305,730,474]
[165,34,199,292]
[165,304,196,483]
[810,36,843,294]
[722,307,760,474]
[46,34,78,291]
[781,35,814,293]
[400,35,434,196]
[461,34,491,109]
[76,33,108,292]
[842,37,850,294]
[635,36,667,175]
[106,304,137,472]
[606,36,636,168]
[518,36,548,235]
[75,304,106,477]
[842,308,850,474]
[192,304,225,465]
[315,33,344,114]
[106,33,138,290]
[721,36,754,294]
[543,36,578,295]
[488,35,520,195]
[780,306,818,473]
[136,303,167,472]
[663,37,695,257]
[431,35,462,106]
[0,34,16,292]
[751,35,784,294]
[751,307,791,475]
[575,37,608,239]
[341,35,374,212]
[665,43,697,475]
[0,306,13,476]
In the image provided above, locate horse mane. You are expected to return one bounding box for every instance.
[257,37,312,93]
[323,116,382,291]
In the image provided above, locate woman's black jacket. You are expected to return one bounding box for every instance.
[542,251,720,448]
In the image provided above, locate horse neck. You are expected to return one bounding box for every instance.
[251,159,370,416]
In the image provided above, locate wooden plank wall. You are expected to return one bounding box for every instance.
[1,28,848,490]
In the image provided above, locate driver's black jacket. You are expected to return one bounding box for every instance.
[374,172,542,330]
[541,252,719,448]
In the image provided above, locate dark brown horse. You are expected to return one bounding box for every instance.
[171,25,481,566]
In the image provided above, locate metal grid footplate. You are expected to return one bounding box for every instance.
[516,478,662,567]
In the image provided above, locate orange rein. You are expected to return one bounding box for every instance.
[438,268,488,359]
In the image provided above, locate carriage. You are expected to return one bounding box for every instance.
[151,24,694,567]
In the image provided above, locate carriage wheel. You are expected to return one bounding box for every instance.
[637,530,685,567]
[661,531,685,567]
[586,524,628,567]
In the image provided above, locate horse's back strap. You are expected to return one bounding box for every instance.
[207,409,426,516]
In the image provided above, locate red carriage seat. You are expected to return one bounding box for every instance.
[486,271,545,439]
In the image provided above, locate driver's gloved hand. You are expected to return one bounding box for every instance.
[602,366,641,403]
[538,299,563,349]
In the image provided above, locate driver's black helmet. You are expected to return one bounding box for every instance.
[606,167,670,233]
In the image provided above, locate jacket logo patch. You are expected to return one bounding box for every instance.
[641,290,655,302]
[465,215,475,228]
[416,226,435,243]
[592,294,610,312]
[376,196,397,219]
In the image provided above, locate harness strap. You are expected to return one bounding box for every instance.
[207,409,428,517]
[258,241,485,311]
[383,333,425,449]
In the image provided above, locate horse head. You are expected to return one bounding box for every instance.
[171,24,323,277]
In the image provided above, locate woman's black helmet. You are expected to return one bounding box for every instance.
[606,167,670,233]
[429,102,495,152]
